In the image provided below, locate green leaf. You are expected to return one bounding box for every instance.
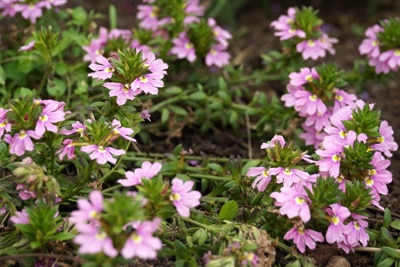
[383,208,392,228]
[0,65,5,86]
[193,228,208,246]
[54,232,75,241]
[188,91,207,101]
[161,107,170,124]
[219,200,239,220]
[47,78,66,97]
[109,4,117,29]
[382,247,400,259]
[377,257,395,267]
[391,220,400,230]
[55,62,68,76]
[169,105,188,116]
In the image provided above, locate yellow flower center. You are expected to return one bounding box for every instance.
[332,216,339,225]
[305,74,313,82]
[339,130,347,139]
[335,94,343,102]
[365,177,374,186]
[185,42,194,50]
[170,193,181,201]
[98,146,105,153]
[377,136,385,143]
[332,154,341,162]
[283,168,292,175]
[395,49,400,56]
[309,94,317,101]
[19,131,27,139]
[140,76,148,83]
[307,40,315,47]
[262,170,269,177]
[295,197,305,205]
[131,233,142,243]
[39,115,48,122]
[96,232,107,240]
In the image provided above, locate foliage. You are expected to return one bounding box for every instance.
[0,1,399,267]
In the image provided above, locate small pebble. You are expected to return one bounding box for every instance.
[325,256,351,267]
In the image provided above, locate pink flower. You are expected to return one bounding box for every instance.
[60,121,86,136]
[131,73,164,95]
[110,119,136,142]
[171,32,196,62]
[269,167,313,187]
[284,225,324,253]
[296,34,337,60]
[104,82,141,106]
[40,0,67,9]
[74,226,118,258]
[0,0,18,17]
[142,50,168,78]
[10,209,29,224]
[342,214,369,250]
[16,184,36,200]
[80,145,125,165]
[205,44,230,68]
[35,100,67,136]
[56,139,76,160]
[118,161,162,187]
[371,120,398,157]
[70,190,103,229]
[260,134,286,149]
[0,108,11,139]
[18,40,35,51]
[365,152,392,206]
[316,139,344,178]
[121,218,162,259]
[325,204,350,244]
[288,67,319,87]
[170,178,201,217]
[14,3,43,23]
[208,18,232,48]
[247,166,271,191]
[88,55,114,80]
[270,185,311,222]
[4,130,41,156]
[270,7,306,41]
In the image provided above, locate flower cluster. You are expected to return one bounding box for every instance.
[70,190,162,259]
[359,18,400,74]
[57,118,136,165]
[137,0,231,67]
[0,0,66,24]
[0,98,68,156]
[87,49,168,106]
[270,7,337,60]
[281,65,357,148]
[250,64,398,253]
[118,161,201,217]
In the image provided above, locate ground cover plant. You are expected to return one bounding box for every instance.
[0,0,400,266]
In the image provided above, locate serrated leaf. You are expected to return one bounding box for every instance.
[219,200,239,220]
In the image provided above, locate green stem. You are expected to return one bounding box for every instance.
[150,94,188,113]
[99,141,131,183]
[189,173,231,182]
[37,64,52,96]
[61,161,95,203]
[181,217,220,234]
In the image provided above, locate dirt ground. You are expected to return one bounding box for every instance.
[66,0,400,266]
